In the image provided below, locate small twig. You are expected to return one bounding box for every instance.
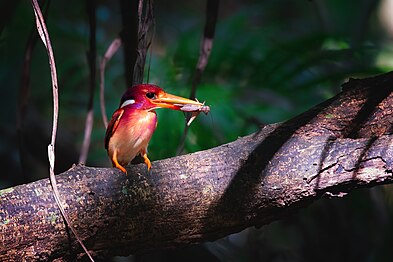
[176,0,219,155]
[190,0,219,99]
[138,0,143,24]
[133,0,154,85]
[99,37,122,128]
[145,20,155,83]
[31,0,94,260]
[79,0,97,164]
[79,109,94,164]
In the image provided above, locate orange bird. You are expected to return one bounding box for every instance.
[105,84,204,174]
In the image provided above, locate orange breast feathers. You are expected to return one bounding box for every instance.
[105,108,157,167]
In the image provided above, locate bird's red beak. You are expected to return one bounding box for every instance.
[151,92,203,110]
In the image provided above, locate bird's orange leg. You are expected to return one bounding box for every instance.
[141,149,152,170]
[112,150,127,174]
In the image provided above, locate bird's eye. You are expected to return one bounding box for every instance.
[146,92,156,99]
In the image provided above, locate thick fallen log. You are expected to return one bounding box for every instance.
[1,72,393,260]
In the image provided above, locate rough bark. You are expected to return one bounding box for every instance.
[1,71,393,260]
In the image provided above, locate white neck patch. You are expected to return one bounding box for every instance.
[120,99,135,108]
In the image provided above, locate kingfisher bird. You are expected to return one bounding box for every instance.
[105,84,204,174]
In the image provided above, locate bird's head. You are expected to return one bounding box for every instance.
[119,84,203,111]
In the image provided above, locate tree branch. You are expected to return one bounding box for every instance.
[132,0,154,85]
[99,37,122,129]
[78,0,97,165]
[1,71,393,260]
[119,0,139,87]
[176,0,219,155]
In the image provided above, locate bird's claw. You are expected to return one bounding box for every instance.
[142,152,152,171]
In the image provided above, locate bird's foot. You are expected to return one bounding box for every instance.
[115,163,127,175]
[142,152,152,171]
[112,150,128,175]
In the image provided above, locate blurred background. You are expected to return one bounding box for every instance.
[1,0,393,261]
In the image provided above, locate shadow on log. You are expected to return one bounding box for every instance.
[1,71,393,260]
